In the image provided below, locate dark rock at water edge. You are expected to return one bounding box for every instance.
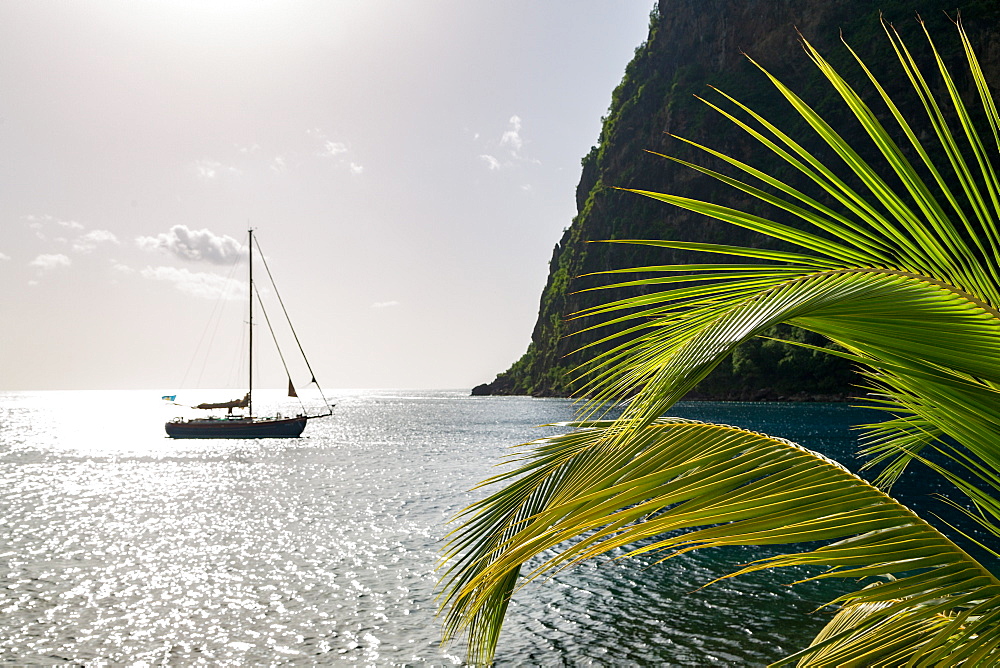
[476,0,1000,398]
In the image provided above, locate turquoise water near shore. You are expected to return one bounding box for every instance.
[2,390,891,665]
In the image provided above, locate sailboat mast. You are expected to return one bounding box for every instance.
[248,228,253,417]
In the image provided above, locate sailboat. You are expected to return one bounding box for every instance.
[165,229,333,438]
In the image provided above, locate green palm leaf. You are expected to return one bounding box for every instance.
[439,17,1000,666]
[440,419,1000,666]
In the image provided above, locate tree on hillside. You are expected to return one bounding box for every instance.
[440,18,1000,666]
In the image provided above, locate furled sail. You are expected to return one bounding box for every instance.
[195,392,250,410]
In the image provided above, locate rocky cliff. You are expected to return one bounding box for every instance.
[474,0,1000,398]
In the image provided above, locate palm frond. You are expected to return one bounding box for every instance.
[439,419,1000,666]
[785,592,956,667]
[440,17,1000,666]
[575,266,1000,435]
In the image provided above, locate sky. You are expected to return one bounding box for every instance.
[0,1,655,391]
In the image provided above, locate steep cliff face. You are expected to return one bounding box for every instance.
[474,0,1000,398]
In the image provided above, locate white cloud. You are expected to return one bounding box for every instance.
[0,252,10,261]
[371,300,400,309]
[195,160,219,179]
[140,266,245,300]
[30,253,71,270]
[271,156,287,173]
[309,129,362,172]
[24,214,83,240]
[479,154,501,171]
[323,141,348,157]
[194,158,241,180]
[136,225,245,265]
[500,115,523,152]
[110,260,134,275]
[29,222,45,240]
[73,229,120,253]
[85,229,119,243]
[476,115,538,171]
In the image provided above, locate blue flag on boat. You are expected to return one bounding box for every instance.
[162,395,176,402]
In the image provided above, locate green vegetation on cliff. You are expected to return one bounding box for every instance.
[474,0,1000,398]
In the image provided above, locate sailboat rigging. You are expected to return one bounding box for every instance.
[165,229,333,438]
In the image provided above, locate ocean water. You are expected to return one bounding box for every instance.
[1,390,888,665]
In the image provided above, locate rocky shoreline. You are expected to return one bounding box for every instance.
[472,381,851,403]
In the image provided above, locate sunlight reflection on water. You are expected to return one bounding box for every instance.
[1,390,871,665]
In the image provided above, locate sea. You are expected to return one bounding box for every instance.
[0,389,909,665]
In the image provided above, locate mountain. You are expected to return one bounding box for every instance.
[474,0,1000,399]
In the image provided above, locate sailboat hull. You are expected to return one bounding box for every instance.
[165,415,307,439]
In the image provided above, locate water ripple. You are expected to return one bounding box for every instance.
[1,390,878,665]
